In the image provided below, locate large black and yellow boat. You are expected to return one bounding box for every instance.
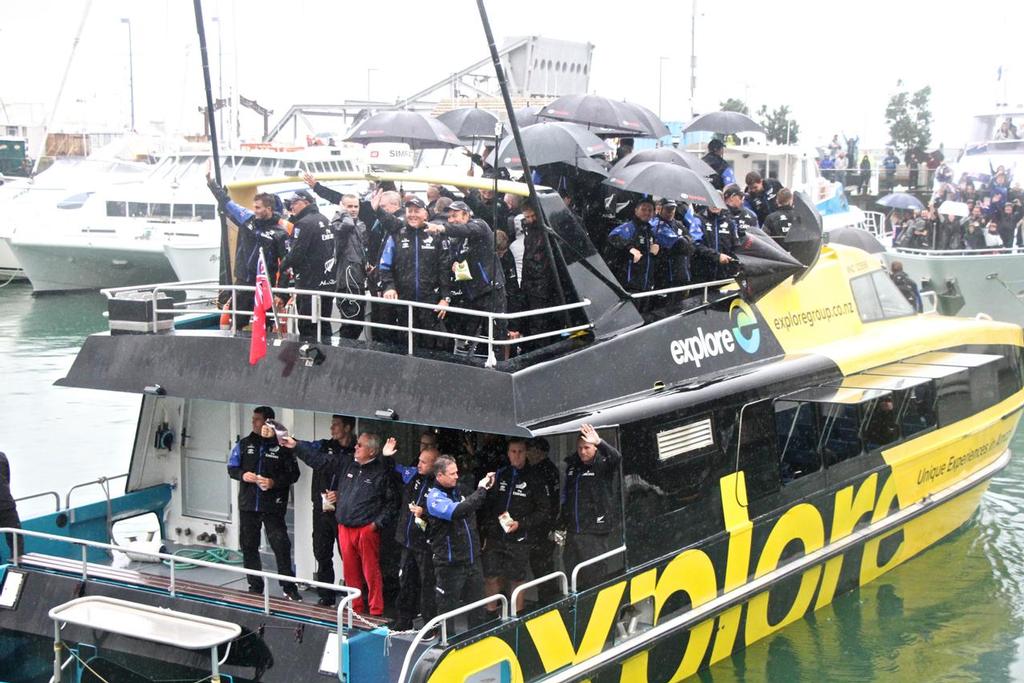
[0,159,1021,683]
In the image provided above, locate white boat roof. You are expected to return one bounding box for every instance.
[48,596,241,650]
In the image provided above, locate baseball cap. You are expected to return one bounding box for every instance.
[448,200,472,214]
[404,196,427,209]
[723,184,744,199]
[286,189,315,208]
[658,198,678,208]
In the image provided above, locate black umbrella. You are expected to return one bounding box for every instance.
[602,161,725,209]
[490,122,612,169]
[514,105,544,127]
[539,94,646,136]
[611,147,715,177]
[785,191,824,271]
[618,101,671,139]
[683,111,765,134]
[344,110,462,148]
[735,228,806,297]
[876,192,924,210]
[436,107,502,141]
[825,226,887,254]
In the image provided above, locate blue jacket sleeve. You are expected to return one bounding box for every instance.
[227,442,242,480]
[223,200,255,229]
[379,236,397,291]
[427,486,486,521]
[395,463,418,485]
[607,221,637,250]
[294,440,337,471]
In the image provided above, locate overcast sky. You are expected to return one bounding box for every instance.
[4,0,1024,150]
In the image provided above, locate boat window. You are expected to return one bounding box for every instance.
[56,192,92,210]
[258,157,276,174]
[172,204,193,219]
[128,202,148,218]
[850,270,914,322]
[106,201,127,217]
[907,352,1005,414]
[775,400,821,481]
[818,402,864,465]
[195,204,216,220]
[867,363,969,427]
[735,400,780,501]
[233,157,261,180]
[151,203,171,218]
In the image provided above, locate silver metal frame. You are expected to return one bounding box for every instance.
[65,473,127,527]
[570,545,626,593]
[509,571,568,617]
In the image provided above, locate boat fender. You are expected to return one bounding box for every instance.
[220,302,231,330]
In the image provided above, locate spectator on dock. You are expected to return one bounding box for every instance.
[858,155,872,195]
[882,150,900,191]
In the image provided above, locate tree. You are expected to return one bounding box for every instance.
[885,84,932,157]
[756,104,800,144]
[719,98,749,115]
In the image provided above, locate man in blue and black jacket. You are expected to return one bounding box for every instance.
[607,197,660,311]
[389,442,439,631]
[206,174,288,327]
[426,455,495,627]
[227,406,301,600]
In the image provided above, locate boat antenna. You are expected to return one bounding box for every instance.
[193,0,231,288]
[474,0,568,316]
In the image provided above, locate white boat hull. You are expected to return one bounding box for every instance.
[4,237,178,293]
[163,242,220,283]
[884,248,1024,325]
[0,237,23,279]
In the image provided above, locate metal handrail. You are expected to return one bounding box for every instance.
[65,473,128,534]
[920,291,938,314]
[14,490,60,513]
[396,593,508,683]
[510,571,568,617]
[570,545,626,593]
[894,246,1024,257]
[629,278,734,301]
[1,527,362,620]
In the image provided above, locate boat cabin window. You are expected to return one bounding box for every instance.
[840,373,937,444]
[57,192,92,210]
[735,400,781,501]
[172,203,193,219]
[258,157,276,175]
[775,400,822,481]
[867,363,970,427]
[151,203,171,218]
[907,352,1005,413]
[195,204,216,220]
[128,201,148,218]
[106,201,127,217]
[850,270,914,323]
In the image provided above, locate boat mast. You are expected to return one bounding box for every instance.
[192,0,232,287]
[32,0,93,175]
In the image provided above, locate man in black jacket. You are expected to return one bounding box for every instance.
[379,196,453,350]
[525,437,561,603]
[289,415,354,606]
[561,424,622,590]
[701,139,735,190]
[426,455,495,627]
[0,452,22,559]
[425,201,507,355]
[227,407,301,599]
[743,171,784,226]
[288,432,398,617]
[763,188,796,244]
[205,174,288,327]
[482,438,551,614]
[389,442,440,631]
[516,203,561,350]
[280,190,337,342]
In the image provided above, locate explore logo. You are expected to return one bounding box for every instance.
[730,299,761,353]
[669,300,762,367]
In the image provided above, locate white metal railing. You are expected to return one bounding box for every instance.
[509,571,569,617]
[628,278,734,301]
[571,545,626,593]
[14,490,61,513]
[894,246,1024,257]
[397,594,509,683]
[920,290,938,314]
[860,210,891,239]
[102,280,595,368]
[65,473,127,526]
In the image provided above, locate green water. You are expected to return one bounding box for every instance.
[2,280,1023,681]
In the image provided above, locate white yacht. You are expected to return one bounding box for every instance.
[4,144,365,292]
[884,109,1024,325]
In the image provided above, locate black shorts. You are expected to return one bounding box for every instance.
[483,540,531,581]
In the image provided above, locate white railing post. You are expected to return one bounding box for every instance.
[231,289,237,333]
[407,304,415,355]
[485,316,497,368]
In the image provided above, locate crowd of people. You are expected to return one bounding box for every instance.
[227,408,622,635]
[893,165,1024,250]
[207,140,805,352]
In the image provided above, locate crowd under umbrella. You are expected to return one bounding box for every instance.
[436,107,503,142]
[825,225,887,254]
[877,192,925,211]
[611,147,715,177]
[489,121,612,170]
[602,161,725,209]
[682,110,765,135]
[539,94,647,136]
[343,110,462,148]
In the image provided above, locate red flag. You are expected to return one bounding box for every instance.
[249,248,273,365]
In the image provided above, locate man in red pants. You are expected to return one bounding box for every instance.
[292,432,398,616]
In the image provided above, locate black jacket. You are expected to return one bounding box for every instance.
[297,445,398,529]
[394,464,432,551]
[483,464,552,545]
[207,178,287,285]
[763,208,795,239]
[443,218,506,301]
[0,452,15,514]
[426,483,487,566]
[702,152,730,190]
[530,457,561,534]
[745,178,784,225]
[294,438,353,505]
[562,441,622,536]
[465,189,509,232]
[227,434,299,514]
[379,223,453,302]
[520,221,557,301]
[333,214,368,292]
[606,219,658,292]
[280,204,337,290]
